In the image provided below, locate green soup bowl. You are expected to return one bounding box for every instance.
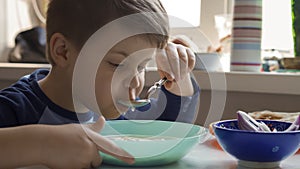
[100,120,208,167]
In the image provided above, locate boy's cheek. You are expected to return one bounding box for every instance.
[101,111,120,119]
[96,100,122,119]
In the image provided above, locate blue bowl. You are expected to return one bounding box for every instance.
[213,119,300,168]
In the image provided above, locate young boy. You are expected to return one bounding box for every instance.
[0,0,199,168]
[0,0,199,127]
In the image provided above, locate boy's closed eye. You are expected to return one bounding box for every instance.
[108,62,124,68]
[108,58,150,72]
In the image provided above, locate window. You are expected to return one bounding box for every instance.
[261,0,293,52]
[160,0,201,28]
[1,0,294,57]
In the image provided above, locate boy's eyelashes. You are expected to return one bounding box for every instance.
[108,62,122,68]
[108,62,146,73]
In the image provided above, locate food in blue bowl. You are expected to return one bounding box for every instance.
[100,120,208,167]
[213,117,300,168]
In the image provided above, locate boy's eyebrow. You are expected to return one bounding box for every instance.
[112,51,154,61]
[143,58,153,63]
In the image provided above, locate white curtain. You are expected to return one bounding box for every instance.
[5,0,42,47]
[0,0,45,61]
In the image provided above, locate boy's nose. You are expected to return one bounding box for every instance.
[129,75,140,89]
[127,76,141,101]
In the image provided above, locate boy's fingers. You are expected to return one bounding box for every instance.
[156,49,174,79]
[177,46,188,79]
[166,43,180,80]
[99,144,135,165]
[90,152,103,168]
[186,48,196,71]
[86,116,106,133]
[88,130,135,164]
[84,116,134,164]
[158,71,174,89]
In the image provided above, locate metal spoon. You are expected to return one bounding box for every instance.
[118,77,168,110]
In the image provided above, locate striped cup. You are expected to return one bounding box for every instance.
[230,0,262,72]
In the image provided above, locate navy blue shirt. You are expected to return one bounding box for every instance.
[0,69,200,127]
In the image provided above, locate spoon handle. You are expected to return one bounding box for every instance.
[146,77,168,99]
[155,77,168,87]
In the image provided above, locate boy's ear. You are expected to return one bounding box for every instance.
[49,33,70,67]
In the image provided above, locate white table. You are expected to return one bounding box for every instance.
[101,136,300,169]
[22,136,300,169]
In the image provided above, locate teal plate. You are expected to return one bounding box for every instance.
[100,120,208,167]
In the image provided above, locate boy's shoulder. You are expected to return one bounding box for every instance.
[0,69,49,127]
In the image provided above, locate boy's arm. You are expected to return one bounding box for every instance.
[163,74,194,97]
[156,77,199,123]
[0,117,134,168]
[0,125,44,168]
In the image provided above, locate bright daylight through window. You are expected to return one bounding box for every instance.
[262,0,293,52]
[160,0,201,28]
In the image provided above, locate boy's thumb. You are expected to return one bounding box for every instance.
[86,115,106,132]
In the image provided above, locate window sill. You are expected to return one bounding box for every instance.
[0,62,50,80]
[0,63,299,95]
[145,67,300,95]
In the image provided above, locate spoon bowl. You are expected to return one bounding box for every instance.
[118,77,167,109]
[118,99,150,109]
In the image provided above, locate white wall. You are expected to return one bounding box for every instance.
[199,0,228,46]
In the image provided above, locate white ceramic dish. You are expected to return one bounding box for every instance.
[194,52,223,71]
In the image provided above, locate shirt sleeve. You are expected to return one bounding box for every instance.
[120,77,200,123]
[0,99,19,128]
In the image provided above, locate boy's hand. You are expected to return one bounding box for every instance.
[42,116,134,169]
[156,41,196,96]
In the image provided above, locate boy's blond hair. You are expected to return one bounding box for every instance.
[46,0,169,65]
